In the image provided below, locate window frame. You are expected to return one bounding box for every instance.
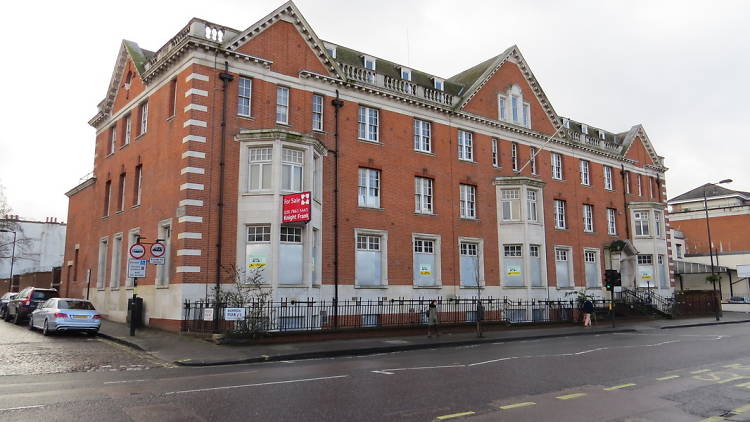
[138,101,148,135]
[312,94,324,132]
[354,228,388,287]
[582,204,594,233]
[500,188,521,222]
[491,138,499,167]
[604,166,614,190]
[511,142,519,171]
[281,147,304,193]
[529,147,538,175]
[238,77,252,117]
[580,160,590,186]
[133,164,142,206]
[414,119,432,153]
[358,105,379,142]
[414,177,434,214]
[248,146,273,192]
[457,130,473,161]
[634,210,651,236]
[527,189,538,222]
[358,168,381,208]
[554,199,567,229]
[459,184,477,219]
[551,152,563,180]
[276,86,289,125]
[607,208,617,235]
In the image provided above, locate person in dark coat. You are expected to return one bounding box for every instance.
[427,300,439,337]
[582,298,594,327]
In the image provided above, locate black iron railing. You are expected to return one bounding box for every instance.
[181,297,613,336]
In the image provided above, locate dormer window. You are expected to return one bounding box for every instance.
[363,55,376,71]
[562,118,570,128]
[581,124,589,135]
[325,45,336,59]
[401,67,411,81]
[433,78,444,91]
[598,130,606,140]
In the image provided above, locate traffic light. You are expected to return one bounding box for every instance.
[605,270,621,291]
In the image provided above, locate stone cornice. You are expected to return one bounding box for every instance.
[235,128,327,156]
[65,177,96,197]
[493,176,546,188]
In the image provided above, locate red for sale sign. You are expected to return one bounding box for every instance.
[282,192,311,223]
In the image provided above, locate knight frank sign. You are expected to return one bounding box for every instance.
[282,192,311,223]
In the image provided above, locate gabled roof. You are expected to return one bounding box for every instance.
[224,1,344,80]
[619,124,664,168]
[669,183,750,203]
[449,46,561,130]
[89,40,153,127]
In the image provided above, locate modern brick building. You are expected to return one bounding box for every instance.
[668,183,750,298]
[61,1,673,331]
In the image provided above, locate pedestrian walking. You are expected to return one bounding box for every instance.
[427,300,439,338]
[583,298,594,328]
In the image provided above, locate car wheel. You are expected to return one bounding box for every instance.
[42,320,50,336]
[28,317,35,331]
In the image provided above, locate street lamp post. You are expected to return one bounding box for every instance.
[703,179,732,321]
[0,229,16,291]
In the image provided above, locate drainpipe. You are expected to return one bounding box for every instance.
[331,90,344,329]
[620,165,631,240]
[214,62,234,333]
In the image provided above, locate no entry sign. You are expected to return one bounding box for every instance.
[129,244,146,259]
[150,242,166,257]
[282,192,311,223]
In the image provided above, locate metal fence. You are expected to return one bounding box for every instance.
[181,297,611,336]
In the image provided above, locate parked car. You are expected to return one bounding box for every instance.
[29,298,102,336]
[728,296,750,304]
[4,287,58,324]
[0,292,17,320]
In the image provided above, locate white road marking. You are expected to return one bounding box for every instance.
[575,347,608,355]
[164,375,349,395]
[0,405,45,412]
[104,379,146,384]
[371,364,465,375]
[468,357,517,367]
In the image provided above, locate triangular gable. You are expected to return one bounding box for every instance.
[91,40,151,126]
[225,1,343,79]
[621,125,663,168]
[453,46,561,135]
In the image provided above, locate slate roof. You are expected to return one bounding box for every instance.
[561,117,625,146]
[123,40,154,76]
[326,43,464,97]
[669,183,750,203]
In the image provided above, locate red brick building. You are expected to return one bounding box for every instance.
[61,2,672,331]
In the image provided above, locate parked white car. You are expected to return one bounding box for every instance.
[29,298,102,336]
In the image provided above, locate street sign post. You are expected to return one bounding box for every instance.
[127,259,147,278]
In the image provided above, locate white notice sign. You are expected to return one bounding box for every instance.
[150,257,166,265]
[224,308,246,321]
[738,265,750,278]
[127,259,147,278]
[203,308,214,321]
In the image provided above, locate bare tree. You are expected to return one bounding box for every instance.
[211,265,273,338]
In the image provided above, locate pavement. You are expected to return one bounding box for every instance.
[97,311,750,367]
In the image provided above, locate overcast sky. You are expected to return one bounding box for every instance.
[1,0,748,222]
